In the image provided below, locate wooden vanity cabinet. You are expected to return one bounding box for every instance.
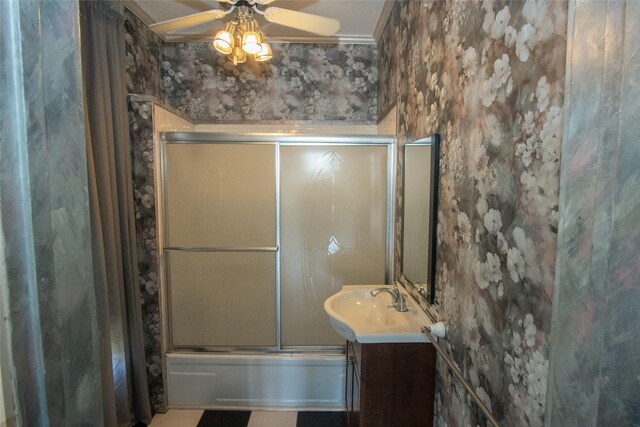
[346,340,437,427]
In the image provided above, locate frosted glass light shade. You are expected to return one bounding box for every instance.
[213,30,234,54]
[255,42,273,62]
[211,18,272,63]
[242,31,263,54]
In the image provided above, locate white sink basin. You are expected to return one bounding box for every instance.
[324,284,432,343]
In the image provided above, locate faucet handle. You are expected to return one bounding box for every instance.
[370,287,409,312]
[395,293,408,312]
[370,287,397,297]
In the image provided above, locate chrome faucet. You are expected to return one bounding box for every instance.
[370,287,408,312]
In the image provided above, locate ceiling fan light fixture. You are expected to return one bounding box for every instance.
[241,20,263,55]
[255,42,273,62]
[229,45,247,65]
[242,32,262,54]
[213,23,236,55]
[150,2,341,67]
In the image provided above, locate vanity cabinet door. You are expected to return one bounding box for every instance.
[351,342,436,427]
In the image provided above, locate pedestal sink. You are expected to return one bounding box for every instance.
[323,284,432,343]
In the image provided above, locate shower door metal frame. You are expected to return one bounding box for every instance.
[158,133,395,354]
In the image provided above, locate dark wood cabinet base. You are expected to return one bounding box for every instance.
[346,341,436,427]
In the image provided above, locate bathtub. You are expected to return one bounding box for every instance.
[166,352,346,410]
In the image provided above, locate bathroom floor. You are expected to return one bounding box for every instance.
[148,409,346,427]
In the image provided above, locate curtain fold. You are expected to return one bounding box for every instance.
[80,1,153,425]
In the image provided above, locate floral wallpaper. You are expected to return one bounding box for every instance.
[125,8,165,99]
[162,42,378,122]
[124,9,378,123]
[378,0,567,425]
[128,98,165,413]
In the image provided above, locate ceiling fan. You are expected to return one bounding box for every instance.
[149,0,341,63]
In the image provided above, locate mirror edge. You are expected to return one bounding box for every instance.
[427,134,440,306]
[399,134,441,308]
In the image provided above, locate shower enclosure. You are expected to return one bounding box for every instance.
[158,133,394,408]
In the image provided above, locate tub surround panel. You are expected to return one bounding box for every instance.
[547,1,640,425]
[193,123,379,135]
[154,102,194,132]
[129,94,193,125]
[378,0,567,425]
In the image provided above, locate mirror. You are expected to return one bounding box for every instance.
[401,134,440,305]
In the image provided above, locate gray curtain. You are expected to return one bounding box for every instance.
[80,1,153,425]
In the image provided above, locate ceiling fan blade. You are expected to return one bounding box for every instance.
[150,9,226,33]
[253,0,277,5]
[263,7,340,36]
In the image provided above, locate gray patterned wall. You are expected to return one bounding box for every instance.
[1,0,104,424]
[124,9,378,123]
[546,1,640,425]
[378,1,567,425]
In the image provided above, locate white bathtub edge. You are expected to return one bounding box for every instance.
[166,353,346,409]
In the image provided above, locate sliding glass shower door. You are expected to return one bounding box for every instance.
[280,145,388,347]
[160,135,392,351]
[164,142,278,348]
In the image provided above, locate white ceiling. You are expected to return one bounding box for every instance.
[126,0,394,44]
